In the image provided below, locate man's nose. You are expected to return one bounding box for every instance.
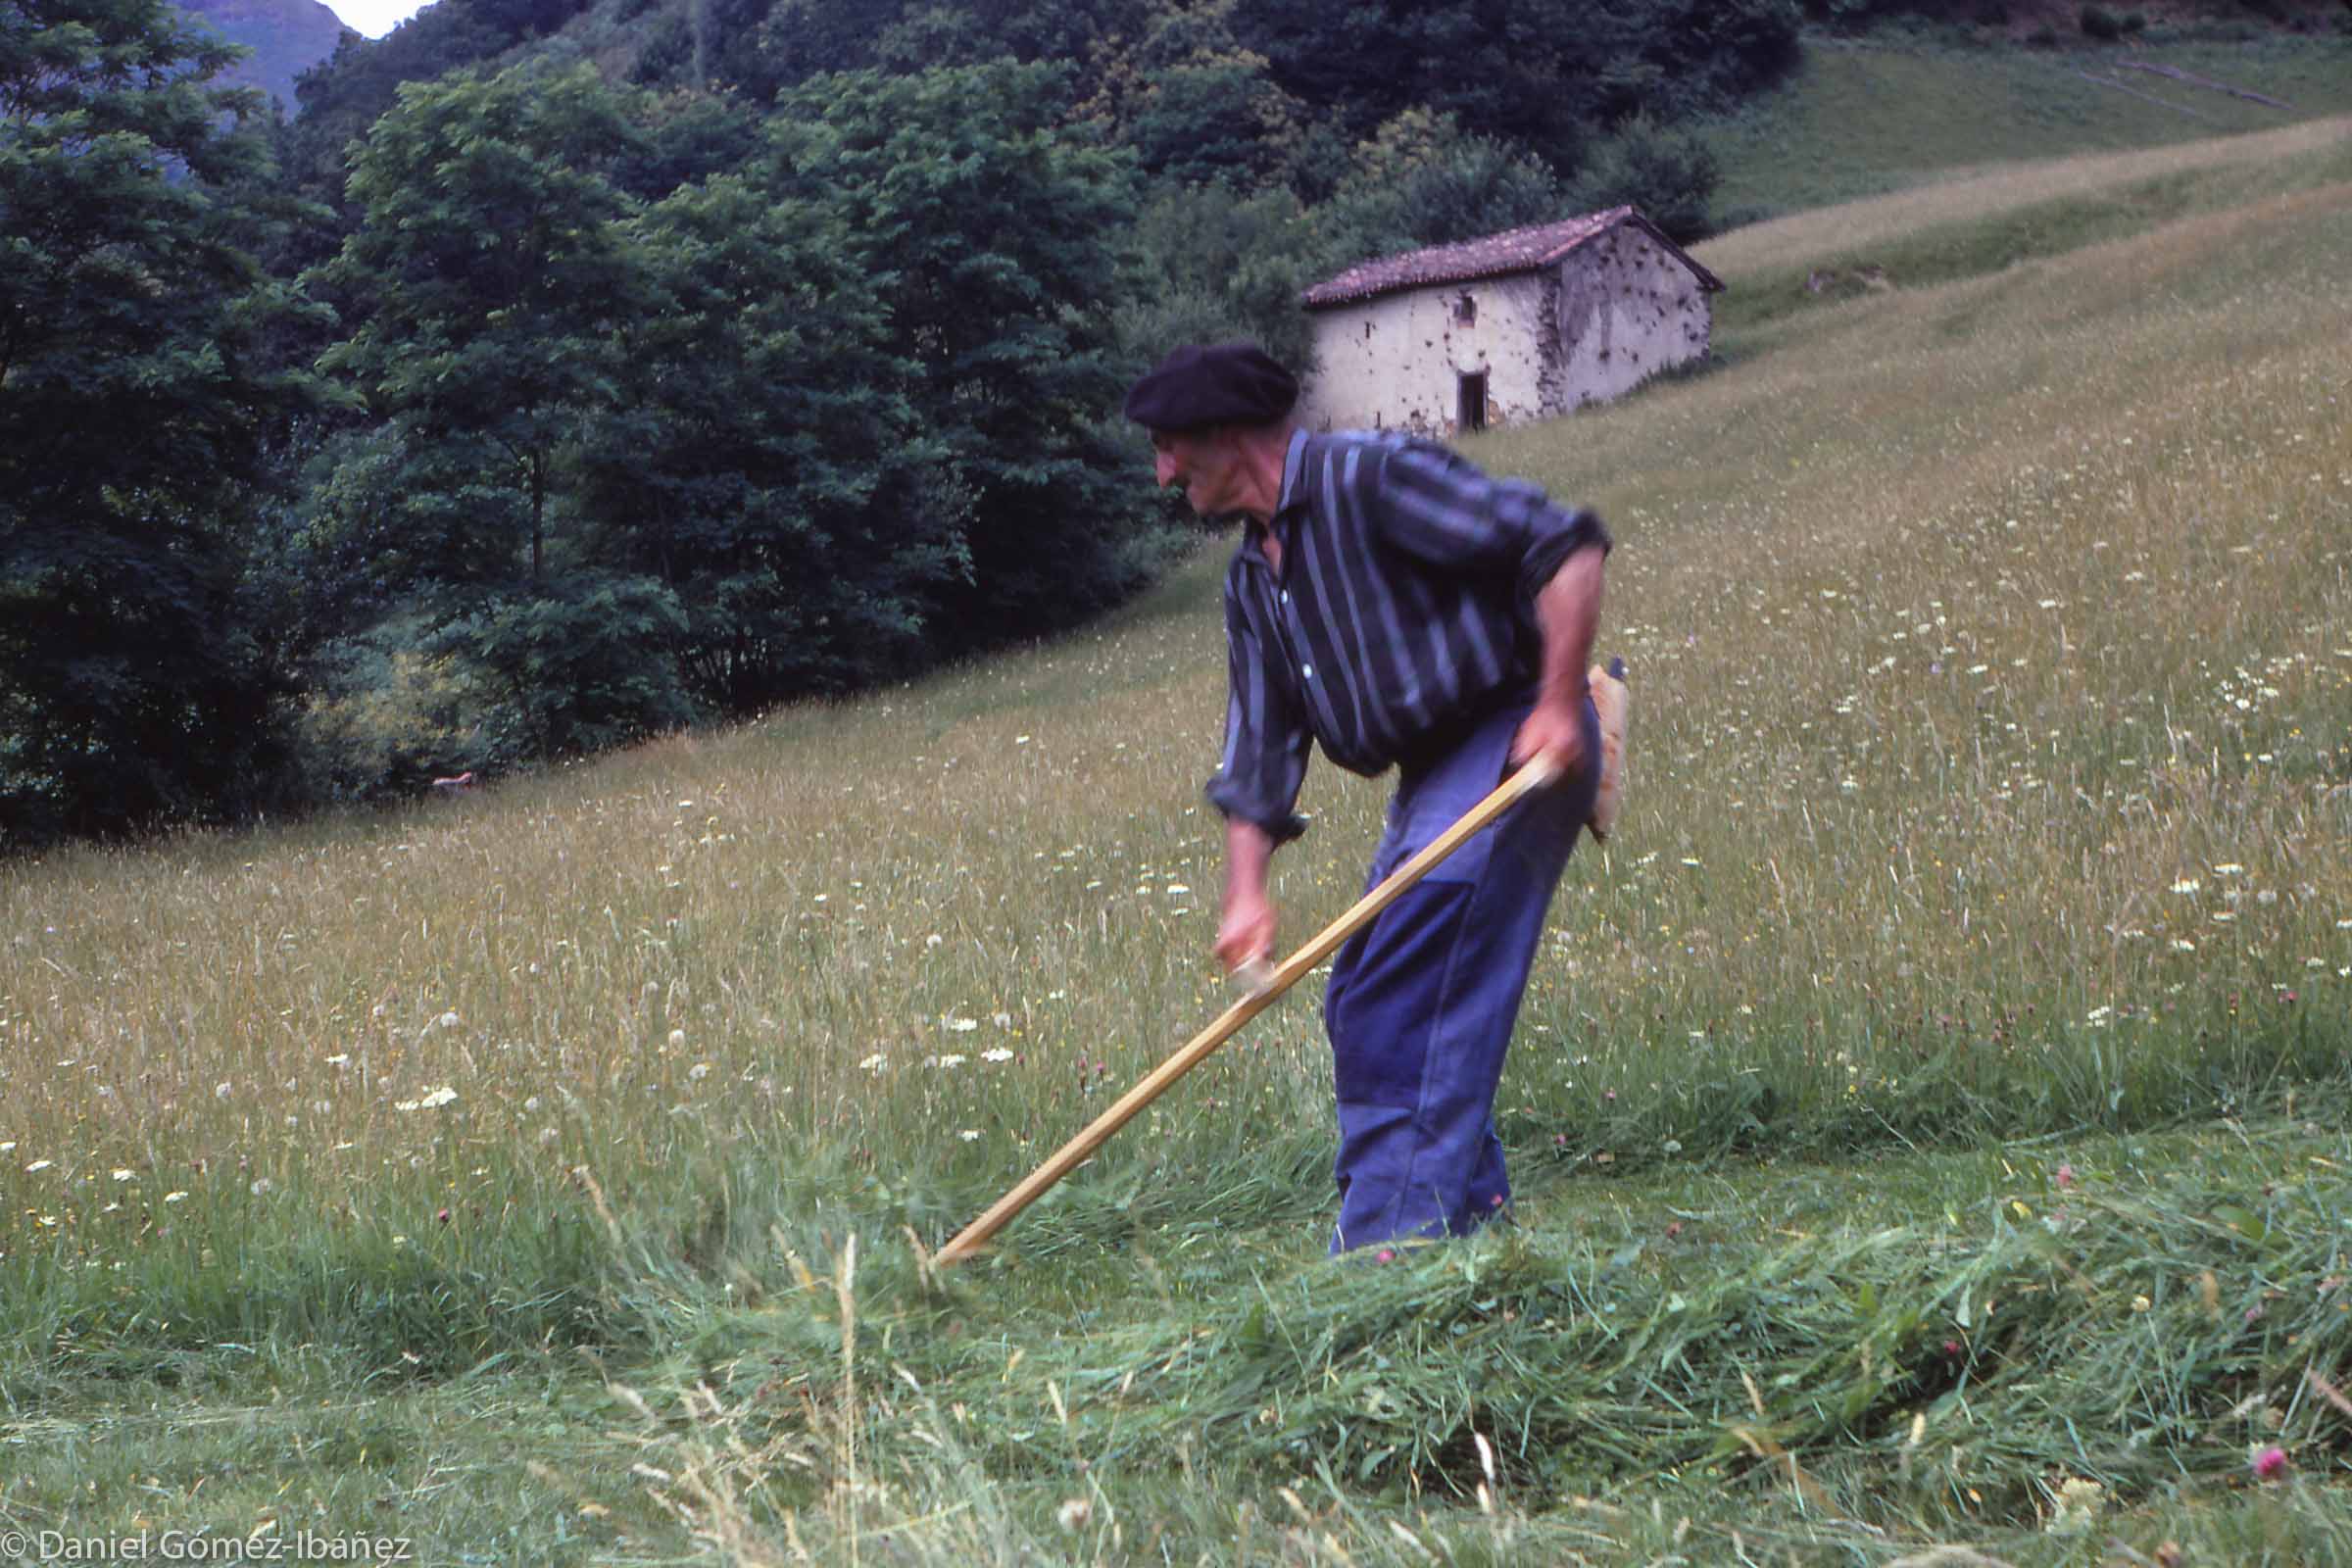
[1154,450,1180,488]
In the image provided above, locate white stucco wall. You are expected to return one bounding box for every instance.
[1298,224,1714,437]
[1298,272,1550,437]
[1548,226,1713,414]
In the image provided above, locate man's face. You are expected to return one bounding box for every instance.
[1152,426,1241,519]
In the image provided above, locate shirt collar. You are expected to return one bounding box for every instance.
[1274,426,1309,514]
[1239,428,1311,570]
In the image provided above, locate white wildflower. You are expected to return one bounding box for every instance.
[982,1048,1014,1063]
[2047,1477,2105,1536]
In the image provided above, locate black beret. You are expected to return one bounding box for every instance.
[1123,342,1298,431]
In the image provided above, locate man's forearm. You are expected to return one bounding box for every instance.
[1225,815,1276,907]
[1535,543,1606,707]
[1215,814,1281,972]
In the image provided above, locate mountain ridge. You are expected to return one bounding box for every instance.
[177,0,351,115]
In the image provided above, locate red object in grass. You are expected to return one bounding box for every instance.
[2254,1446,2289,1482]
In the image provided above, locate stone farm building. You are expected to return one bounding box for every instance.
[1298,206,1724,437]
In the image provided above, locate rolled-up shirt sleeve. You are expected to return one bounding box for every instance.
[1368,441,1611,618]
[1203,582,1311,844]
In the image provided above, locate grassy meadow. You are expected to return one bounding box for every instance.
[1706,27,2352,223]
[5,113,2352,1565]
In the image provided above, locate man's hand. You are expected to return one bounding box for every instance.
[1214,893,1279,975]
[1508,696,1590,782]
[1216,817,1280,974]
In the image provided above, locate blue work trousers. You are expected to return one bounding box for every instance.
[1322,695,1598,1253]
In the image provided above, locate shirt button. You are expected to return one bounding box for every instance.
[1301,663,1314,679]
[1280,590,1291,604]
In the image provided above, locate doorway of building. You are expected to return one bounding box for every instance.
[1456,370,1489,433]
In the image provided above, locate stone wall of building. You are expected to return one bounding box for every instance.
[1299,225,1713,436]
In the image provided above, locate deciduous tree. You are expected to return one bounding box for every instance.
[766,62,1171,653]
[574,173,972,710]
[1,0,322,842]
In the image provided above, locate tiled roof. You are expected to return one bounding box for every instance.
[1300,206,1724,310]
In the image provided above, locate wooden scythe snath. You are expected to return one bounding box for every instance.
[935,754,1565,1268]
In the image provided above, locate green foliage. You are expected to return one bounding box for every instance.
[766,62,1172,654]
[1231,0,1797,172]
[280,0,601,233]
[298,64,685,777]
[575,172,971,710]
[312,62,652,598]
[448,575,698,759]
[0,0,324,844]
[1566,115,1722,243]
[1071,0,1304,191]
[292,609,489,798]
[1313,109,1568,267]
[291,55,1168,788]
[294,577,697,793]
[1117,183,1321,374]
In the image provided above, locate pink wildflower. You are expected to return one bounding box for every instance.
[2254,1446,2288,1483]
[2055,1163,2075,1190]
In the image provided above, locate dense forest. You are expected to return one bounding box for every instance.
[13,0,2307,846]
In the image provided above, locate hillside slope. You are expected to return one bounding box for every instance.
[3,113,2349,1562]
[177,0,350,114]
[1709,27,2352,222]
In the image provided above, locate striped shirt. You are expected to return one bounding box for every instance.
[1206,428,1611,842]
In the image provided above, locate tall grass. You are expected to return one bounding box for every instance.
[3,113,2351,1563]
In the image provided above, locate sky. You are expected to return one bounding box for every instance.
[325,0,435,38]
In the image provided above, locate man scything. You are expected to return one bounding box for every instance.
[1126,341,1618,1255]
